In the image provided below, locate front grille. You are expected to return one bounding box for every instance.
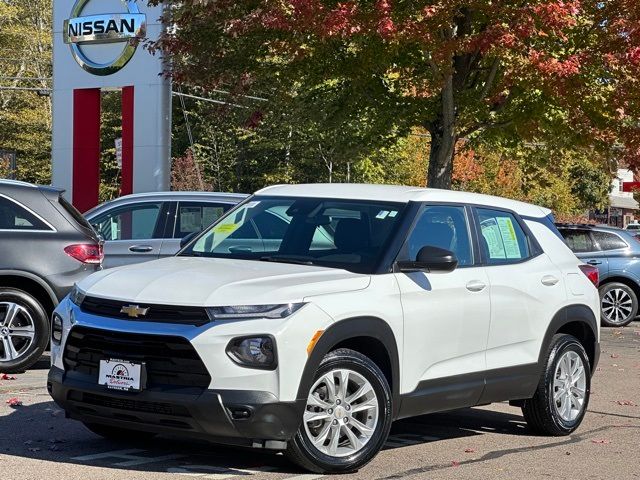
[80,296,210,326]
[63,326,211,388]
[70,391,190,417]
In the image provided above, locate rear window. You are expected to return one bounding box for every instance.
[560,229,595,253]
[58,196,93,230]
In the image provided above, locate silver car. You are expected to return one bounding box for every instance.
[85,192,247,268]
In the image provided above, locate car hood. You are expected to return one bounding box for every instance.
[77,256,370,306]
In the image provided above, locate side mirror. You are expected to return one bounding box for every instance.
[180,231,199,249]
[397,245,458,273]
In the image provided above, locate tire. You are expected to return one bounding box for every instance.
[82,422,157,441]
[599,282,638,327]
[522,334,591,436]
[286,348,392,474]
[0,288,49,373]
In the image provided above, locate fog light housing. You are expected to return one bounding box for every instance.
[51,313,63,344]
[226,335,277,370]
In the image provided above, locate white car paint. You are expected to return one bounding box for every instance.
[52,184,599,406]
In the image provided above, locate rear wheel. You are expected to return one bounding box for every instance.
[522,334,590,436]
[599,282,638,327]
[286,348,392,473]
[82,422,157,441]
[0,288,49,373]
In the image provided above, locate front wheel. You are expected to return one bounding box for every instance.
[522,334,591,436]
[599,282,638,327]
[286,348,392,473]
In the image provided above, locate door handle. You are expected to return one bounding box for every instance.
[129,245,154,253]
[541,275,559,286]
[586,260,602,265]
[466,280,486,292]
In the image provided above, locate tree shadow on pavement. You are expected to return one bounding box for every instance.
[0,398,531,475]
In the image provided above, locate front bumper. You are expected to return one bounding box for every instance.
[48,367,304,448]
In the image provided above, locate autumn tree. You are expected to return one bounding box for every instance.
[0,0,52,184]
[152,0,640,189]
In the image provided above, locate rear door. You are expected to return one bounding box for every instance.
[160,201,236,257]
[89,201,167,268]
[558,228,609,278]
[474,207,567,402]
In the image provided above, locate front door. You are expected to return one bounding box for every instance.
[395,204,491,414]
[90,202,166,268]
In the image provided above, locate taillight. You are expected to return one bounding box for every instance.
[64,243,103,265]
[579,264,599,287]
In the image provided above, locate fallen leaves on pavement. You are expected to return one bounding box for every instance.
[6,397,22,407]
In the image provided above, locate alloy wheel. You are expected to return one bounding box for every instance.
[303,368,379,457]
[553,350,587,422]
[601,288,634,325]
[0,302,36,362]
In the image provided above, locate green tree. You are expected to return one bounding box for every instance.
[0,0,52,184]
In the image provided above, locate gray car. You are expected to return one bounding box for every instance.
[85,191,247,268]
[0,180,102,372]
[558,223,640,327]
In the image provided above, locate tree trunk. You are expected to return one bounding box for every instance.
[427,71,457,190]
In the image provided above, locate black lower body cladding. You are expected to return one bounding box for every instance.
[48,367,305,447]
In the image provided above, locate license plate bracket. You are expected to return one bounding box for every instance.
[98,359,146,392]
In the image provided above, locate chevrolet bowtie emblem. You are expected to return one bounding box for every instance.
[120,304,149,318]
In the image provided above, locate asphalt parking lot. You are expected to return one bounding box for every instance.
[1,324,639,480]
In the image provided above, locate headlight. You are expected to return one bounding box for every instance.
[226,335,277,369]
[69,285,86,306]
[51,313,63,344]
[206,303,305,320]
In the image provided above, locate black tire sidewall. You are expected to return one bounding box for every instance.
[543,335,591,434]
[599,282,638,327]
[0,288,49,373]
[291,349,392,473]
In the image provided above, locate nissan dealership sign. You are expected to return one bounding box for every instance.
[63,0,147,76]
[52,0,171,210]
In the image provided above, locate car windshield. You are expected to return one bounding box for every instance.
[179,196,406,273]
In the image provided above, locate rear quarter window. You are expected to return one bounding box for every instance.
[0,195,51,231]
[592,231,628,251]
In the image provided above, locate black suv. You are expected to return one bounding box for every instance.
[0,180,102,372]
[557,223,640,327]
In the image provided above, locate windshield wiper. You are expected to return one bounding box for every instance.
[260,255,315,266]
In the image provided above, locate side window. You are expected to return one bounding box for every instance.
[0,196,50,230]
[174,202,229,239]
[405,205,473,267]
[560,229,596,253]
[91,203,162,241]
[592,231,628,251]
[477,208,531,264]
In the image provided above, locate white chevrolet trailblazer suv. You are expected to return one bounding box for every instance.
[49,184,600,473]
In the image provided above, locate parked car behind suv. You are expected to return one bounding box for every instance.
[85,191,247,268]
[557,223,640,327]
[0,180,102,372]
[49,184,599,473]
